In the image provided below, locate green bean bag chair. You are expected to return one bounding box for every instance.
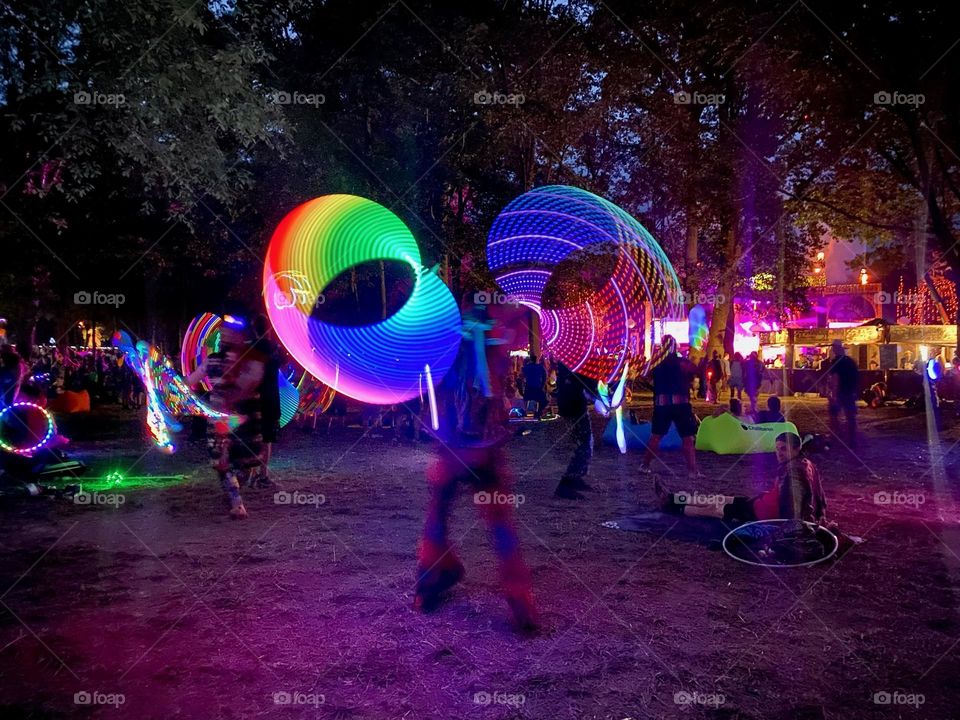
[695,412,799,454]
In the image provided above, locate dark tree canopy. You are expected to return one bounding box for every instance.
[0,0,957,350]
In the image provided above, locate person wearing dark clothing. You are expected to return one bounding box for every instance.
[755,395,786,424]
[696,356,708,399]
[744,351,764,414]
[827,340,859,445]
[554,363,599,500]
[251,315,281,486]
[641,336,700,477]
[728,352,744,400]
[707,351,723,404]
[0,350,22,407]
[521,355,548,418]
[186,319,266,520]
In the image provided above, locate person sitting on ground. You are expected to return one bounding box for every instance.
[729,397,743,418]
[754,395,786,424]
[713,397,744,418]
[655,432,826,524]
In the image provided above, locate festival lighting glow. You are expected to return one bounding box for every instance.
[278,373,299,427]
[688,305,709,352]
[263,195,462,405]
[486,185,683,383]
[0,402,55,456]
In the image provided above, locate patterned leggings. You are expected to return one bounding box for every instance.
[418,447,532,600]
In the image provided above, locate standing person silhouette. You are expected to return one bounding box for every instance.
[415,296,538,633]
[640,336,701,479]
[827,340,859,446]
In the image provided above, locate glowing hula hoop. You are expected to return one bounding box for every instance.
[263,195,462,405]
[0,402,56,456]
[487,185,683,383]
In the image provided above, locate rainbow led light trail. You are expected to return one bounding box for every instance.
[181,312,221,392]
[181,312,303,428]
[263,195,462,405]
[114,330,235,453]
[487,185,683,383]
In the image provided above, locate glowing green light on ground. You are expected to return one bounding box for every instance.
[104,471,125,485]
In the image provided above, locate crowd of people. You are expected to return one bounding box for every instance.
[0,309,854,636]
[0,343,145,412]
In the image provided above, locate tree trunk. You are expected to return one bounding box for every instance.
[685,218,698,269]
[705,224,739,360]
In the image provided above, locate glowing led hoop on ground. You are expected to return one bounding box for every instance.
[263,195,462,404]
[487,186,683,382]
[0,402,55,456]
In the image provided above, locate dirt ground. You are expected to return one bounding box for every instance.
[2,395,960,719]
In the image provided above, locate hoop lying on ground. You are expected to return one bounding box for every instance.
[723,519,838,567]
[695,412,799,454]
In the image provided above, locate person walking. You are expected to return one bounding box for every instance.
[707,350,724,404]
[827,340,859,446]
[744,351,764,415]
[521,354,548,418]
[553,362,599,500]
[415,297,537,633]
[728,352,744,401]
